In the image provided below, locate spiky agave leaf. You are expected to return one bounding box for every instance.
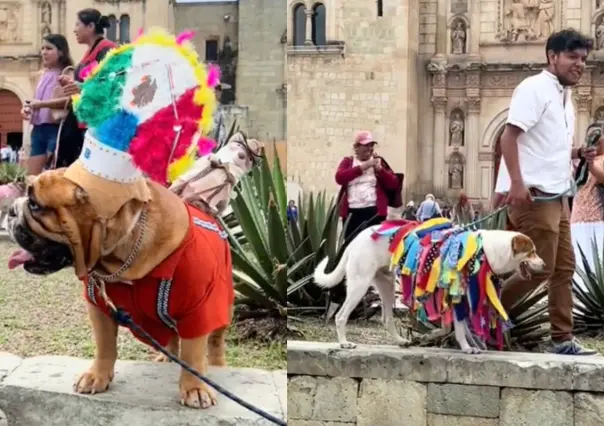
[573,237,604,336]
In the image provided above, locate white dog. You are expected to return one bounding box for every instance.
[313,224,545,353]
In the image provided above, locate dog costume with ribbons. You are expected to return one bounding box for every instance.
[66,28,235,346]
[373,218,511,349]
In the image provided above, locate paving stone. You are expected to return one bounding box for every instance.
[427,383,500,418]
[312,377,358,423]
[427,413,498,426]
[499,388,573,426]
[357,379,426,426]
[288,376,317,420]
[0,355,285,426]
[574,392,604,426]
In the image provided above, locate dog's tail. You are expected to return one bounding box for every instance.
[313,248,349,289]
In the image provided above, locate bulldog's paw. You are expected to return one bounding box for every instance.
[74,368,114,394]
[179,378,217,409]
[153,353,171,363]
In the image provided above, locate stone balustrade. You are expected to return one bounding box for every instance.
[287,340,604,426]
[0,353,286,426]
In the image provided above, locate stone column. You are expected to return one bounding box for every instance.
[465,97,481,198]
[304,9,314,45]
[576,95,592,147]
[435,0,447,55]
[432,95,448,192]
[464,72,481,198]
[576,71,593,147]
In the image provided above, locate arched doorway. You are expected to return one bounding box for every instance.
[0,89,23,151]
[492,128,503,191]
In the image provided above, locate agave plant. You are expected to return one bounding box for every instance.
[218,139,347,326]
[0,162,26,185]
[572,239,604,336]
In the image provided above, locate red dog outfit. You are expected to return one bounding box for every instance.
[83,204,234,347]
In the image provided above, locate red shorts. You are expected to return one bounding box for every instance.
[83,204,234,347]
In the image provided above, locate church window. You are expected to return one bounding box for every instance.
[293,3,306,46]
[106,15,117,42]
[119,14,130,44]
[312,3,326,46]
[205,39,219,62]
[377,0,383,17]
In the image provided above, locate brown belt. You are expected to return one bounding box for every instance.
[529,187,559,198]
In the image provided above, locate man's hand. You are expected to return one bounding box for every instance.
[505,181,533,206]
[584,146,599,163]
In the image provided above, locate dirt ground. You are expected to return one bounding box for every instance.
[0,241,285,370]
[288,315,604,354]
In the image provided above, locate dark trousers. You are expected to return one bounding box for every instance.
[343,206,386,242]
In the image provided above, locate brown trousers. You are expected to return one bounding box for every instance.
[501,197,574,342]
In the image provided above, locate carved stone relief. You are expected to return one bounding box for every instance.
[597,16,604,50]
[449,109,465,147]
[41,1,51,25]
[447,151,465,189]
[451,19,467,54]
[594,105,604,121]
[451,0,468,14]
[41,25,50,37]
[498,0,556,43]
[0,3,20,42]
[482,72,535,88]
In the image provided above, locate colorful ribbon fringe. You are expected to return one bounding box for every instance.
[373,218,512,349]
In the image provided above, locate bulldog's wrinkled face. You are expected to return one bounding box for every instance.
[6,169,96,276]
[511,234,545,280]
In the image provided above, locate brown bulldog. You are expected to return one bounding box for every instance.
[6,169,234,409]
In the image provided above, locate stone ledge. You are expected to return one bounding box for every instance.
[0,354,286,426]
[287,340,604,391]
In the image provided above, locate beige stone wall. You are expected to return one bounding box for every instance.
[286,0,419,196]
[288,341,604,426]
[237,0,286,142]
[173,2,238,60]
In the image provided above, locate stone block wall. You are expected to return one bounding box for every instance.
[237,0,286,142]
[288,340,604,426]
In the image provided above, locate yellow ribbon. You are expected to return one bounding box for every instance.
[457,233,478,271]
[485,271,509,321]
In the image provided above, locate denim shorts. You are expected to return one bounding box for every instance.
[30,123,59,157]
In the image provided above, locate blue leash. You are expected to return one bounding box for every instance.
[109,307,286,426]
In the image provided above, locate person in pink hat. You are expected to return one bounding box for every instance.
[335,130,400,242]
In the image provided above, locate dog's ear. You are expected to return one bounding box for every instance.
[511,234,534,255]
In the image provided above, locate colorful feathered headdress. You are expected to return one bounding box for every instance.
[71,27,217,184]
[63,28,219,217]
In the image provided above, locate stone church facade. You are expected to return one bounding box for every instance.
[286,0,604,208]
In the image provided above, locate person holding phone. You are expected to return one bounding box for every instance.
[335,131,399,241]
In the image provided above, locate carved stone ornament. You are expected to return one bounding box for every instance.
[451,19,467,54]
[466,97,481,112]
[576,95,592,112]
[597,16,604,51]
[432,72,447,88]
[497,0,556,43]
[594,106,604,121]
[0,3,21,43]
[431,96,448,111]
[449,109,465,147]
[448,152,465,189]
[40,1,51,25]
[466,72,480,88]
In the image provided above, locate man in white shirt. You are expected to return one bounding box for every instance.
[495,29,598,355]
